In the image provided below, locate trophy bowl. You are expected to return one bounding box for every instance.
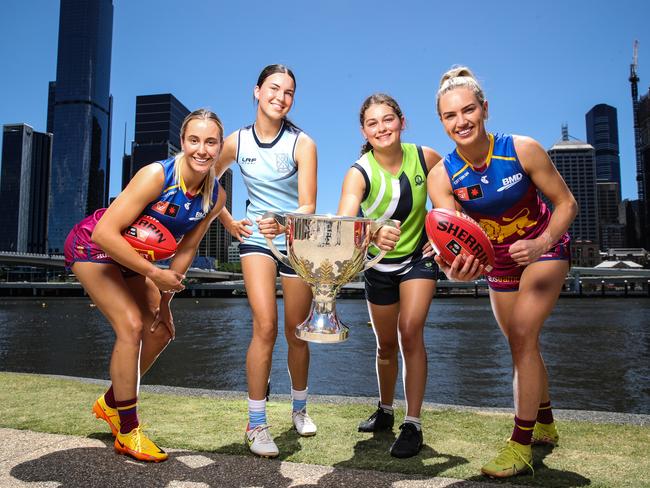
[263,212,396,343]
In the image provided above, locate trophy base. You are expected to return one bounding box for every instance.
[295,307,349,343]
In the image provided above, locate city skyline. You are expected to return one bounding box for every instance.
[46,0,114,252]
[1,0,649,217]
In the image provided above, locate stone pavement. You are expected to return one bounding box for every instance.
[1,428,519,488]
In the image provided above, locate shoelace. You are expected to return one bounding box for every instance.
[127,426,144,452]
[251,425,273,442]
[496,443,535,477]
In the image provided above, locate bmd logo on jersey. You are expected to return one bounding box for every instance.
[497,173,523,192]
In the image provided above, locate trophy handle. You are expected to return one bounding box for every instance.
[363,219,399,270]
[261,211,292,268]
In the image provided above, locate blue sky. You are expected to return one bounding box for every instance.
[1,0,648,216]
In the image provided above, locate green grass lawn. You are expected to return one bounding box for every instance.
[1,372,648,487]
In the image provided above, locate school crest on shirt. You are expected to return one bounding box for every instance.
[276,153,291,173]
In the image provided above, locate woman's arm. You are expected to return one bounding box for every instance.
[153,182,228,338]
[422,146,443,173]
[216,131,253,241]
[337,167,400,252]
[91,163,184,291]
[511,135,578,265]
[294,133,317,214]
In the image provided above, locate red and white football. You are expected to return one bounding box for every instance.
[425,208,495,272]
[122,215,177,262]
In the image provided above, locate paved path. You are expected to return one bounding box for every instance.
[0,428,522,488]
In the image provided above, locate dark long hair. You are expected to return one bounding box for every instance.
[255,64,301,131]
[358,93,404,157]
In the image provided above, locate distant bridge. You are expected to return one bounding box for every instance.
[2,251,649,286]
[0,251,241,280]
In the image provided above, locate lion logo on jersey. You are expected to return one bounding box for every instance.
[479,208,537,243]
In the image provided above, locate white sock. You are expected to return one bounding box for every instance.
[404,415,422,430]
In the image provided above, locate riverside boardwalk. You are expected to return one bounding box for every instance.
[1,373,649,488]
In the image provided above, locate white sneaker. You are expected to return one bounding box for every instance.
[292,408,317,436]
[245,424,279,458]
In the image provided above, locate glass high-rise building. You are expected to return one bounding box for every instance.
[548,131,599,244]
[47,0,114,252]
[585,104,621,190]
[0,124,52,253]
[123,94,189,188]
[196,169,234,265]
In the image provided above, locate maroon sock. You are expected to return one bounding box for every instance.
[537,401,554,424]
[104,386,116,409]
[510,416,535,445]
[116,397,139,435]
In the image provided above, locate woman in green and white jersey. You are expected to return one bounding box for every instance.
[337,93,440,458]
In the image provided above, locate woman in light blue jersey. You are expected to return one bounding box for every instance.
[65,109,227,462]
[429,66,577,478]
[216,64,317,458]
[338,93,441,458]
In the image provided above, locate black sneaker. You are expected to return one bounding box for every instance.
[389,422,423,458]
[358,402,394,432]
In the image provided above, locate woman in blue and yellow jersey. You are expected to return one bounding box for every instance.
[428,66,577,478]
[64,109,227,462]
[215,64,317,458]
[338,93,441,458]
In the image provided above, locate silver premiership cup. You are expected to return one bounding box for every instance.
[263,212,396,343]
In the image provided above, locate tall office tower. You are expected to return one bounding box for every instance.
[196,169,233,265]
[548,126,599,244]
[122,94,189,188]
[597,182,625,249]
[0,124,52,253]
[585,104,621,191]
[47,0,114,253]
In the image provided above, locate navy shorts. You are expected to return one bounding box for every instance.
[239,243,298,278]
[364,256,438,305]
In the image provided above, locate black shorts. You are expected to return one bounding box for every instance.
[239,243,298,278]
[364,256,438,305]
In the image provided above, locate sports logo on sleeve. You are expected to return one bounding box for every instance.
[454,184,484,201]
[152,201,180,218]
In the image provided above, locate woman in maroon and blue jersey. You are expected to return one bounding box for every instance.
[427,67,577,478]
[64,109,227,462]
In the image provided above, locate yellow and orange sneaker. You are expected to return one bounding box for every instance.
[114,425,168,462]
[92,394,120,437]
[532,421,560,446]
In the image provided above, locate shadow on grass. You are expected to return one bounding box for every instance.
[448,445,591,488]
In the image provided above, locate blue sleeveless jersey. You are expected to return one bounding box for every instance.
[443,134,551,266]
[235,122,301,250]
[141,157,219,240]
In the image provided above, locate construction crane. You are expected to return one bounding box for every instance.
[630,40,643,200]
